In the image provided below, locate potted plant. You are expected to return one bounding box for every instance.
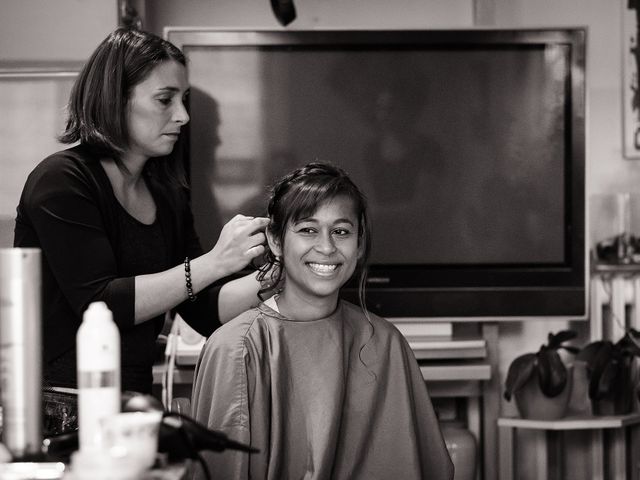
[504,330,579,420]
[576,329,640,416]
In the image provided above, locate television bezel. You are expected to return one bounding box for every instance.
[166,27,587,321]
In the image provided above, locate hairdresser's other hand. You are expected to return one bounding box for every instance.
[208,215,269,276]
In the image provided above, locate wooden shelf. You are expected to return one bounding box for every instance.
[420,362,491,381]
[592,262,640,274]
[498,413,640,430]
[410,337,487,360]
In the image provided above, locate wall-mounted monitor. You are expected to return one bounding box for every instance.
[166,28,587,320]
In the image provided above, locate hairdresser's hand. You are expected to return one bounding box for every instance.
[208,215,269,277]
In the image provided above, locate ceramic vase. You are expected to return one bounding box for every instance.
[441,421,477,480]
[514,366,573,420]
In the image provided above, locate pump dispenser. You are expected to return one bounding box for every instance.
[76,301,120,451]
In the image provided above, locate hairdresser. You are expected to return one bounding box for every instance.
[13,28,268,401]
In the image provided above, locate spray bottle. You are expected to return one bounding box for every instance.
[76,301,120,451]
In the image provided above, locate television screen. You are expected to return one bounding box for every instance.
[167,29,586,319]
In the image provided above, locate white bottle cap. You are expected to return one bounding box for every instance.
[84,301,112,322]
[77,301,120,372]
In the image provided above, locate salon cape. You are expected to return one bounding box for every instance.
[190,300,454,480]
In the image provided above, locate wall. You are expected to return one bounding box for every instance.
[0,0,117,61]
[0,0,118,247]
[144,0,473,33]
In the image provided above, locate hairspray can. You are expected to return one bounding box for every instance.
[0,248,42,459]
[77,301,120,451]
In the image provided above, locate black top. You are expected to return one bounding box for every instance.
[14,144,223,393]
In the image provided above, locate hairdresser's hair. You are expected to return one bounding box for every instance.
[258,162,371,308]
[59,28,187,186]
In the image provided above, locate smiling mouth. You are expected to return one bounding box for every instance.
[307,262,340,275]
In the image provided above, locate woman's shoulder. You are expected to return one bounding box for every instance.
[198,308,273,373]
[24,145,104,191]
[35,144,97,169]
[204,308,263,348]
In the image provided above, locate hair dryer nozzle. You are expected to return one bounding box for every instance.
[159,412,258,460]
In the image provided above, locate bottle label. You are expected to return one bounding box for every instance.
[78,370,118,388]
[78,387,120,450]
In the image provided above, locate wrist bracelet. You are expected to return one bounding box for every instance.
[184,256,197,302]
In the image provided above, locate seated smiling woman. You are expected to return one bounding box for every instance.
[190,163,454,480]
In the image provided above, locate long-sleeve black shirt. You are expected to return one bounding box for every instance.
[14,144,222,393]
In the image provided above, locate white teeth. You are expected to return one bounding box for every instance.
[308,263,338,273]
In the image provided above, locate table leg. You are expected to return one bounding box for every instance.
[610,427,627,480]
[498,425,514,480]
[632,424,640,480]
[591,430,604,480]
[482,323,500,480]
[546,430,563,480]
[533,430,548,480]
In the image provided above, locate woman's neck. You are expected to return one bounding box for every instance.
[100,159,144,189]
[100,157,156,224]
[275,291,339,322]
[119,151,148,182]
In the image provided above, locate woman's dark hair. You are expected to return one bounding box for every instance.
[258,162,371,308]
[59,28,187,186]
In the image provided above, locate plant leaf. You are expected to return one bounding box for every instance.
[504,352,536,401]
[576,340,608,366]
[537,347,567,397]
[593,360,620,400]
[547,330,577,349]
[617,333,640,357]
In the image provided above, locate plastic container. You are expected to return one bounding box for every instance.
[76,302,120,451]
[69,448,141,480]
[100,411,162,471]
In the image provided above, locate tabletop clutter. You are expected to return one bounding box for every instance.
[0,247,254,480]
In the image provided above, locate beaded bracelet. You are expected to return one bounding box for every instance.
[184,257,197,302]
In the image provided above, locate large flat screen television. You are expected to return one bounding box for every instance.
[166,28,587,320]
